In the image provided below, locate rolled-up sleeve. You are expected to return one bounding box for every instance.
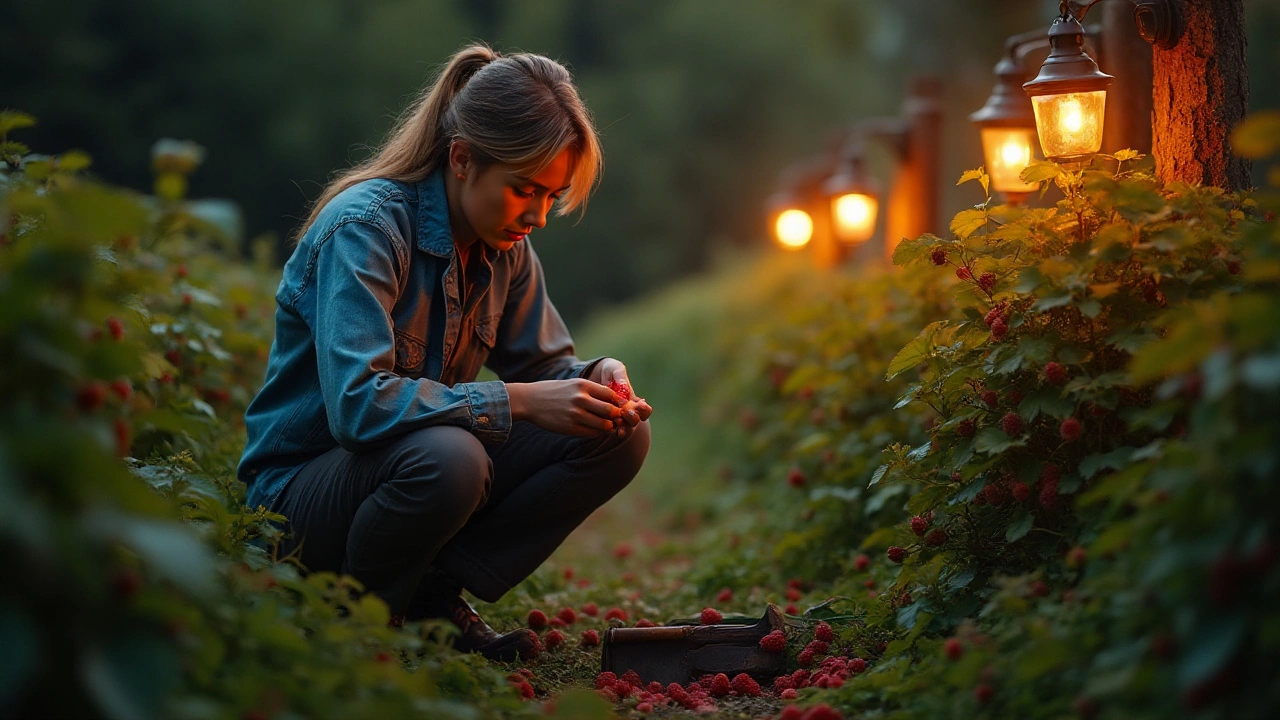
[312,219,510,450]
[485,243,604,383]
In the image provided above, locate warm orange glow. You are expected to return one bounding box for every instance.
[774,209,813,249]
[1031,90,1106,161]
[831,192,878,244]
[980,127,1039,195]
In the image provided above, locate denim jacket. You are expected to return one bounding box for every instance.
[238,168,601,510]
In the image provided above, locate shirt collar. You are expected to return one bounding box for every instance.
[414,167,455,257]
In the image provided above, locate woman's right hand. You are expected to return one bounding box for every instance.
[506,379,624,436]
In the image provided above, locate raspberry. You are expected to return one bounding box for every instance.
[957,266,973,281]
[799,386,814,400]
[981,390,999,407]
[634,619,657,628]
[106,316,125,341]
[1040,463,1061,485]
[887,546,907,563]
[785,603,798,615]
[181,293,193,307]
[801,705,842,720]
[613,542,633,559]
[978,272,997,293]
[635,702,653,713]
[1007,389,1023,405]
[814,621,834,642]
[983,305,1007,328]
[909,515,929,537]
[1011,481,1031,503]
[773,676,795,692]
[1029,580,1050,598]
[527,610,548,630]
[716,587,733,603]
[990,318,1009,340]
[76,382,106,412]
[1060,417,1082,441]
[557,607,577,625]
[582,602,599,617]
[647,681,663,694]
[957,419,976,438]
[974,683,994,704]
[791,669,811,686]
[549,617,566,628]
[787,467,806,487]
[786,587,802,602]
[605,607,628,622]
[731,673,761,696]
[1227,260,1241,275]
[1001,412,1023,436]
[924,529,948,547]
[779,704,801,717]
[983,482,1007,506]
[797,649,815,667]
[806,640,830,655]
[760,630,787,653]
[930,248,947,266]
[1040,483,1059,509]
[945,637,964,660]
[848,657,867,673]
[580,629,599,647]
[544,629,564,649]
[516,680,535,699]
[1044,362,1068,385]
[110,379,132,401]
[608,380,631,401]
[1066,545,1088,569]
[853,553,871,571]
[113,418,131,457]
[176,263,188,279]
[709,673,731,697]
[951,471,963,482]
[700,607,723,625]
[595,687,618,703]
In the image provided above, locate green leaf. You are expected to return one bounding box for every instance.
[0,111,36,136]
[1020,160,1062,183]
[1112,149,1142,162]
[957,168,990,196]
[1004,512,1034,542]
[1179,616,1246,687]
[975,426,1026,454]
[1231,110,1280,159]
[886,322,945,380]
[547,688,615,720]
[892,234,938,266]
[1078,446,1137,479]
[950,208,988,239]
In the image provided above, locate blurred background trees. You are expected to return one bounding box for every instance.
[2,0,1277,324]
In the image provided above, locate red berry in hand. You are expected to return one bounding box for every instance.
[887,546,907,563]
[930,248,947,266]
[909,515,929,537]
[957,419,976,438]
[760,630,787,653]
[944,637,963,660]
[106,316,125,341]
[854,553,871,571]
[978,272,996,293]
[527,609,548,630]
[700,607,723,625]
[1044,362,1068,385]
[957,266,973,281]
[608,379,631,401]
[787,467,806,487]
[1001,412,1023,436]
[1060,417,1083,441]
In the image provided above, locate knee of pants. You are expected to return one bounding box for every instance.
[388,425,492,517]
[607,418,651,489]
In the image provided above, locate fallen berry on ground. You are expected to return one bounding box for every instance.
[582,602,599,617]
[544,629,564,649]
[731,673,761,696]
[815,621,834,642]
[557,607,577,625]
[700,607,723,625]
[760,630,787,653]
[709,673,731,697]
[797,649,815,667]
[779,688,799,702]
[580,629,599,647]
[605,607,628,622]
[527,609,548,630]
[716,587,733,603]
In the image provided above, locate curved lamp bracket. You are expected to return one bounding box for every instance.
[1063,0,1182,49]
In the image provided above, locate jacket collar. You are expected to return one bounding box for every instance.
[414,167,455,257]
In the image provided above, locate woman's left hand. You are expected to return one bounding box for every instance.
[592,358,653,437]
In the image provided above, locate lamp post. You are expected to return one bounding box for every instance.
[1023,0,1182,163]
[824,143,880,246]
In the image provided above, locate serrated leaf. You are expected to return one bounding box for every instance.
[892,234,936,266]
[1004,512,1034,542]
[957,168,990,196]
[950,208,988,239]
[0,111,36,136]
[1020,160,1062,183]
[886,322,945,380]
[1112,149,1142,162]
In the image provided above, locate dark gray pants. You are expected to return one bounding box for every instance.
[270,419,650,615]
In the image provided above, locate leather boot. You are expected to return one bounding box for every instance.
[408,569,539,662]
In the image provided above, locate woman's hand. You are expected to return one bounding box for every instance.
[506,379,626,437]
[590,358,653,438]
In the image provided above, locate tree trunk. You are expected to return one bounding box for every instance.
[1152,0,1250,190]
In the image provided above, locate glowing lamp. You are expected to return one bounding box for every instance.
[774,208,814,249]
[970,49,1040,200]
[822,154,880,244]
[1023,11,1112,162]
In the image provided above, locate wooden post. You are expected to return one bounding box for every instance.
[1152,0,1250,190]
[885,76,943,264]
[1099,0,1154,155]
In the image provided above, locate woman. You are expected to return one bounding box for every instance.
[237,44,652,661]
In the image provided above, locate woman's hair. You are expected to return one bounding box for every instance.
[297,43,602,239]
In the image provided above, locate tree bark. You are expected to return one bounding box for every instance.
[1152,0,1250,190]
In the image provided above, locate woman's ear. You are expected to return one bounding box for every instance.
[448,140,472,180]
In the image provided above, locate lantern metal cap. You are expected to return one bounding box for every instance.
[1022,13,1113,97]
[822,152,879,199]
[969,53,1035,128]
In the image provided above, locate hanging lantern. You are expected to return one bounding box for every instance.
[822,152,879,244]
[970,49,1040,201]
[1023,10,1112,162]
[766,190,814,250]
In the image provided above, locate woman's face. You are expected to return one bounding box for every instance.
[453,146,573,253]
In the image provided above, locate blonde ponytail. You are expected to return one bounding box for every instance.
[296,44,601,240]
